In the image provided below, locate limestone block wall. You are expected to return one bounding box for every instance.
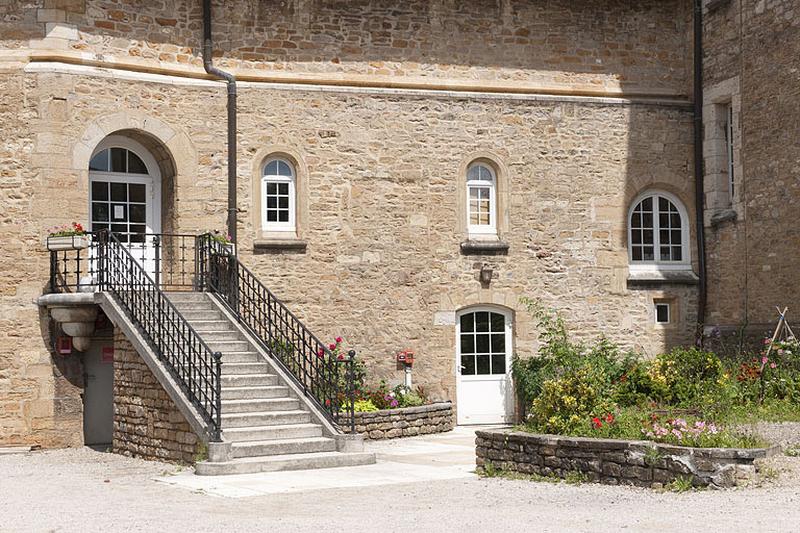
[702,0,800,334]
[112,329,200,464]
[1,0,693,97]
[354,402,454,440]
[0,0,699,447]
[475,429,778,488]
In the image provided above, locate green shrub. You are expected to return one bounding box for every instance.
[529,367,616,434]
[353,399,378,412]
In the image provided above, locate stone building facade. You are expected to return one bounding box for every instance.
[702,0,800,343]
[1,0,708,448]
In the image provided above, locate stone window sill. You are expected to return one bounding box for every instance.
[253,238,307,253]
[460,239,509,255]
[627,269,699,286]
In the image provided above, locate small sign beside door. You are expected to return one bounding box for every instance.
[101,346,114,364]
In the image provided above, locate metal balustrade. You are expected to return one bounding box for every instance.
[197,234,356,433]
[47,230,223,441]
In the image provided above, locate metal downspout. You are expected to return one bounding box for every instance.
[202,0,238,248]
[693,0,708,343]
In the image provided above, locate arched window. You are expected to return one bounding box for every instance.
[466,163,496,235]
[89,147,149,174]
[262,158,295,232]
[628,192,689,267]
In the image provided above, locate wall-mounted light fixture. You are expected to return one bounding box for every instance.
[480,264,493,285]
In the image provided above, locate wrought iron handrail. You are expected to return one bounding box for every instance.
[94,231,224,441]
[197,234,356,432]
[48,231,200,293]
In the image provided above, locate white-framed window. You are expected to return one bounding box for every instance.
[261,158,295,232]
[466,163,496,235]
[628,191,690,270]
[724,103,735,200]
[655,302,671,324]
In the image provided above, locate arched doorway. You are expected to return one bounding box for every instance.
[456,306,514,425]
[88,135,162,275]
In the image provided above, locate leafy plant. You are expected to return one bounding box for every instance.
[667,475,695,493]
[353,399,378,412]
[48,222,86,237]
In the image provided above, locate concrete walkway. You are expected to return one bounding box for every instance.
[156,426,487,497]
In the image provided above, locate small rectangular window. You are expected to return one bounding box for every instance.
[655,302,670,324]
[725,103,735,200]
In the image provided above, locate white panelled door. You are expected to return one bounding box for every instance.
[456,308,514,425]
[88,136,161,279]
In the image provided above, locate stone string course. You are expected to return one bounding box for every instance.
[475,430,779,489]
[112,329,200,464]
[354,402,454,440]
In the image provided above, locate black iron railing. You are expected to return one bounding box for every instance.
[198,234,356,432]
[48,231,223,441]
[48,232,199,293]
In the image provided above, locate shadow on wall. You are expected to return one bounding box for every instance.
[622,100,698,356]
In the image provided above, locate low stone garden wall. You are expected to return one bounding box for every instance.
[354,402,454,440]
[476,429,780,488]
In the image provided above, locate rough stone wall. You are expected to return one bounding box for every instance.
[354,402,454,440]
[703,0,800,336]
[112,329,200,463]
[475,430,776,488]
[0,0,698,446]
[1,0,691,95]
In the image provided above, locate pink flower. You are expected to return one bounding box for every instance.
[329,343,336,350]
[337,354,344,360]
[335,336,343,343]
[317,348,325,358]
[762,356,769,365]
[770,362,777,369]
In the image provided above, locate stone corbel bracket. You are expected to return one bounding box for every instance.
[37,293,98,351]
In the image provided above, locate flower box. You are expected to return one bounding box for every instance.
[46,234,90,251]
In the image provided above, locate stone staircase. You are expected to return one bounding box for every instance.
[166,292,376,475]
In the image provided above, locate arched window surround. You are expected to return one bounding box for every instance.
[251,146,307,243]
[627,190,691,271]
[457,153,509,241]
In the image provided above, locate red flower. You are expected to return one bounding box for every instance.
[337,354,344,360]
[605,413,615,424]
[317,348,325,358]
[325,399,331,407]
[329,343,336,350]
[591,417,603,429]
[335,336,343,343]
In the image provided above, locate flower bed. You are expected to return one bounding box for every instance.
[354,402,454,440]
[476,429,779,488]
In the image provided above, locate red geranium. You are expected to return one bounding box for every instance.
[591,417,603,429]
[605,413,615,424]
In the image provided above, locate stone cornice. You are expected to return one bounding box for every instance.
[5,48,693,106]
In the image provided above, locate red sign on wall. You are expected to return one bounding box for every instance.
[101,346,114,364]
[57,337,72,355]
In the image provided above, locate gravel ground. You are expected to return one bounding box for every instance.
[2,447,800,533]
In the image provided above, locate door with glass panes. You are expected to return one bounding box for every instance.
[89,136,161,280]
[456,307,514,425]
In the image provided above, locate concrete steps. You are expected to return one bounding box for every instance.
[194,451,376,476]
[221,410,311,428]
[221,385,290,399]
[165,291,375,476]
[223,423,324,442]
[221,398,300,413]
[231,436,336,458]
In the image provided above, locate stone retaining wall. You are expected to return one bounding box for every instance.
[112,329,201,464]
[475,430,779,489]
[354,402,454,440]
